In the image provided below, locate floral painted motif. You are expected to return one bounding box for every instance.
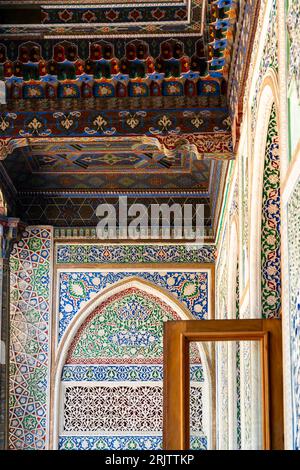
[61,364,203,382]
[67,288,176,363]
[261,104,281,318]
[56,243,216,264]
[58,435,207,450]
[66,287,202,364]
[9,227,52,450]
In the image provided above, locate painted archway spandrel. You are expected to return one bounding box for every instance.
[65,287,183,365]
[58,271,210,342]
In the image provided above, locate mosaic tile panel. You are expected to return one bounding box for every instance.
[261,104,281,318]
[17,196,213,237]
[56,244,216,265]
[9,227,52,450]
[59,271,209,341]
[287,177,300,450]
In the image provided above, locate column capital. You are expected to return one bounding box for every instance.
[0,216,25,260]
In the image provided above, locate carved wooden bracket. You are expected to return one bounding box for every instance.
[0,138,27,160]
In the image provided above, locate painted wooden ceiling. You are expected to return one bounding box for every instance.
[0,0,248,239]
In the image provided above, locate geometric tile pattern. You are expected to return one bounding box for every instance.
[15,194,213,228]
[261,104,281,318]
[61,383,203,433]
[58,271,209,341]
[15,196,214,236]
[9,227,52,450]
[287,177,300,450]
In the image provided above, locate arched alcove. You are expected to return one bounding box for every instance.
[52,278,212,450]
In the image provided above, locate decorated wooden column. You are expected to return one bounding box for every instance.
[0,216,21,449]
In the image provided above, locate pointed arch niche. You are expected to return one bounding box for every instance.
[52,278,213,450]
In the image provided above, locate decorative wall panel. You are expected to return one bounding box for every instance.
[8,232,212,450]
[54,241,212,450]
[9,227,52,450]
[261,104,281,318]
[57,285,208,450]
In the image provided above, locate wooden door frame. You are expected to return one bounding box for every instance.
[163,319,283,450]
